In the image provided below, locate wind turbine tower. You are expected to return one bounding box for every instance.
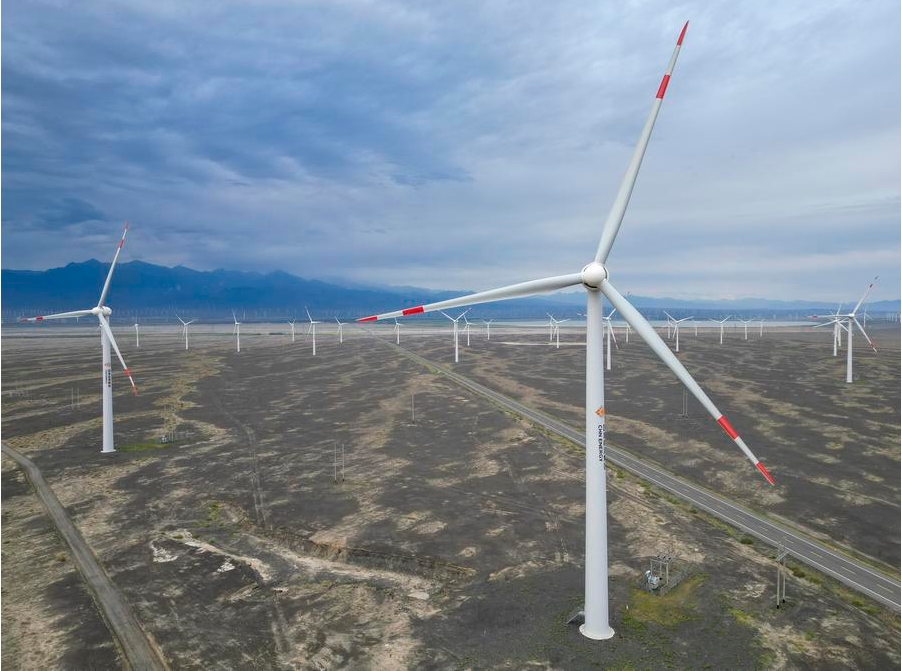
[305,307,320,355]
[357,23,774,641]
[177,316,196,350]
[439,310,469,363]
[20,222,138,453]
[232,312,241,352]
[709,316,731,345]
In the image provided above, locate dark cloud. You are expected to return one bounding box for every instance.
[1,1,898,301]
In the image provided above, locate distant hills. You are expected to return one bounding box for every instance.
[2,259,899,323]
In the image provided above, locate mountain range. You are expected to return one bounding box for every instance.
[2,260,899,322]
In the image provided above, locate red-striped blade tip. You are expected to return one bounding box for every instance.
[123,369,138,395]
[677,21,688,46]
[655,74,672,99]
[402,306,425,316]
[716,415,739,440]
[755,462,775,485]
[357,316,378,323]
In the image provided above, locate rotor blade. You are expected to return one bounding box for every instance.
[357,273,583,322]
[607,308,617,319]
[187,320,196,325]
[852,317,877,352]
[177,316,187,325]
[594,22,688,265]
[19,309,94,322]
[663,310,675,322]
[601,280,774,485]
[851,276,878,315]
[97,314,138,395]
[812,320,841,329]
[305,307,313,322]
[98,222,129,307]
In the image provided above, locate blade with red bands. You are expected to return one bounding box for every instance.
[755,462,775,485]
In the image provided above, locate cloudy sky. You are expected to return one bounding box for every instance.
[3,0,899,302]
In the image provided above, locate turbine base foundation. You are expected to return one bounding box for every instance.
[579,623,615,640]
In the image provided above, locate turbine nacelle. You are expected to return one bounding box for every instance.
[91,306,112,317]
[581,262,608,290]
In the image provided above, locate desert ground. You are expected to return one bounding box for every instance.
[2,320,900,669]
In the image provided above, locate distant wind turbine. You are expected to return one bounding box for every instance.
[177,315,196,350]
[483,319,495,340]
[304,307,320,355]
[232,312,241,352]
[439,309,469,362]
[708,316,732,345]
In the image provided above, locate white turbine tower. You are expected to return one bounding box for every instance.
[812,304,845,357]
[357,24,774,640]
[670,316,693,352]
[288,318,297,343]
[548,314,570,349]
[134,319,140,348]
[439,309,469,362]
[663,311,676,339]
[483,319,495,340]
[177,316,196,350]
[739,318,754,341]
[335,317,345,344]
[20,222,138,453]
[814,278,878,382]
[304,307,320,355]
[462,314,473,346]
[393,318,402,345]
[603,309,618,369]
[708,316,732,345]
[232,312,241,352]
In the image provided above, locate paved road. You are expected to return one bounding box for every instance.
[378,336,901,612]
[2,442,168,670]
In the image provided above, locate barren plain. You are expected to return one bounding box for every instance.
[2,321,900,669]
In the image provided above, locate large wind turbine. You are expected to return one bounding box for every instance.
[177,316,196,350]
[20,223,138,453]
[439,309,469,362]
[357,24,774,641]
[708,316,732,345]
[462,314,473,347]
[393,318,402,344]
[288,318,297,343]
[305,307,320,355]
[232,312,241,352]
[814,278,878,382]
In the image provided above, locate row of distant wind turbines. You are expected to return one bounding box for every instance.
[167,308,335,354]
[17,23,881,642]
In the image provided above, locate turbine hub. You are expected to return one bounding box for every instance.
[581,262,608,290]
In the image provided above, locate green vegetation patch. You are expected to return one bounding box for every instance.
[628,572,706,627]
[117,442,177,453]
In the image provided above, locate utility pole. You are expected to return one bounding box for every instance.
[776,543,788,608]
